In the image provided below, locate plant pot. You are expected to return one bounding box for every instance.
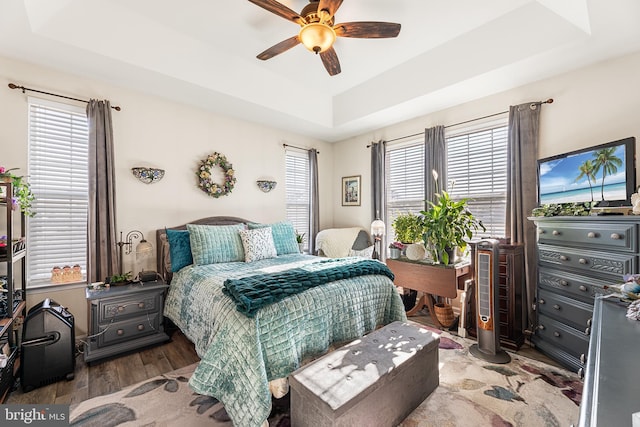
[438,246,456,264]
[298,243,304,253]
[433,302,455,328]
[389,248,401,259]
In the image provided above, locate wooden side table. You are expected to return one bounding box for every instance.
[386,258,472,328]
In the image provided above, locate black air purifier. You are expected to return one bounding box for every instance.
[21,299,75,392]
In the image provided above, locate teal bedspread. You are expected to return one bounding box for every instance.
[164,254,407,427]
[223,258,395,317]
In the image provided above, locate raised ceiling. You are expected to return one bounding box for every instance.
[1,0,640,142]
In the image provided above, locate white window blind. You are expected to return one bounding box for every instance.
[27,98,89,286]
[446,121,508,238]
[385,140,425,243]
[285,149,309,249]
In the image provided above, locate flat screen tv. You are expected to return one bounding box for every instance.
[538,136,636,207]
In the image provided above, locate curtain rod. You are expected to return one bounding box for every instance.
[8,83,122,111]
[368,98,554,146]
[282,143,319,154]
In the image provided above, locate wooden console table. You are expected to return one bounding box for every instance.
[386,258,472,328]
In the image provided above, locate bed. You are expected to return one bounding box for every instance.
[157,217,407,427]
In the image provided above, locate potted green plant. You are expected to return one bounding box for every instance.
[391,213,423,244]
[420,171,485,264]
[388,242,404,259]
[0,166,36,217]
[295,231,306,253]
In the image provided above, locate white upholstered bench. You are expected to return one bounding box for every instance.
[289,321,440,426]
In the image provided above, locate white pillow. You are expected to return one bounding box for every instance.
[239,227,277,262]
[348,245,374,258]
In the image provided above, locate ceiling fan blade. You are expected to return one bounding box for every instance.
[317,0,344,19]
[257,36,301,60]
[248,0,304,25]
[320,47,341,76]
[334,22,401,38]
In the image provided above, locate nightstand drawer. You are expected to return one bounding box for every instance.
[98,292,162,321]
[537,221,637,252]
[98,313,161,347]
[537,289,592,330]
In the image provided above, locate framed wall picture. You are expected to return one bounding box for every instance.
[342,175,361,206]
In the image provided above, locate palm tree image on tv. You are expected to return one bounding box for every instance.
[592,147,623,201]
[539,141,629,205]
[576,159,597,201]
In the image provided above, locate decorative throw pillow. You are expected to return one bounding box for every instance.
[248,221,299,255]
[187,223,245,265]
[239,227,277,262]
[348,245,375,258]
[166,228,193,272]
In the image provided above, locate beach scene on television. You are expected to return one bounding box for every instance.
[539,144,627,204]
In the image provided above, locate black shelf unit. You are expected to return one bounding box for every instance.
[0,181,27,402]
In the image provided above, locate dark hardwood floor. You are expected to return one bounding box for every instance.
[5,310,559,405]
[6,326,200,406]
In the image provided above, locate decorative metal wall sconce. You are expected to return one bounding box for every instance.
[256,180,277,193]
[131,167,165,184]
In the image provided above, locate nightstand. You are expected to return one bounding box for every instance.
[84,280,169,363]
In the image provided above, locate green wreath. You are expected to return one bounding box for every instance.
[196,152,236,198]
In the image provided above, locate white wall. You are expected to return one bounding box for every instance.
[332,50,640,230]
[0,55,333,335]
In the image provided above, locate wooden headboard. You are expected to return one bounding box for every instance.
[156,216,252,283]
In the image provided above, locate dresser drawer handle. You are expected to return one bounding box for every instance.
[559,255,568,261]
[137,324,145,331]
[553,331,561,337]
[552,230,561,236]
[578,368,584,379]
[118,306,125,312]
[138,302,145,309]
[585,327,591,335]
[610,233,621,240]
[117,329,124,336]
[580,353,587,364]
[559,280,568,286]
[587,318,592,327]
[579,258,589,265]
[538,229,546,234]
[553,304,561,310]
[579,285,587,292]
[538,324,545,330]
[587,231,596,238]
[538,299,545,305]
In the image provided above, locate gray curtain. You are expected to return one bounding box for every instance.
[506,102,541,331]
[87,99,118,282]
[308,149,319,255]
[371,141,386,258]
[425,125,446,205]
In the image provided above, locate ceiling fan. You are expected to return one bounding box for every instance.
[248,0,401,76]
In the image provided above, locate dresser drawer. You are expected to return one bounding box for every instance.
[537,289,592,331]
[98,312,161,347]
[538,268,609,302]
[538,244,636,279]
[537,221,637,252]
[536,314,590,360]
[98,291,162,322]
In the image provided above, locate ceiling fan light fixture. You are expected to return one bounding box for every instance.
[299,22,336,53]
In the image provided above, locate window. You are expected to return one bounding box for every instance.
[385,139,425,243]
[27,98,89,287]
[446,120,508,238]
[384,117,508,243]
[285,149,309,249]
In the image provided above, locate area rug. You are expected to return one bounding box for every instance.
[69,331,581,427]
